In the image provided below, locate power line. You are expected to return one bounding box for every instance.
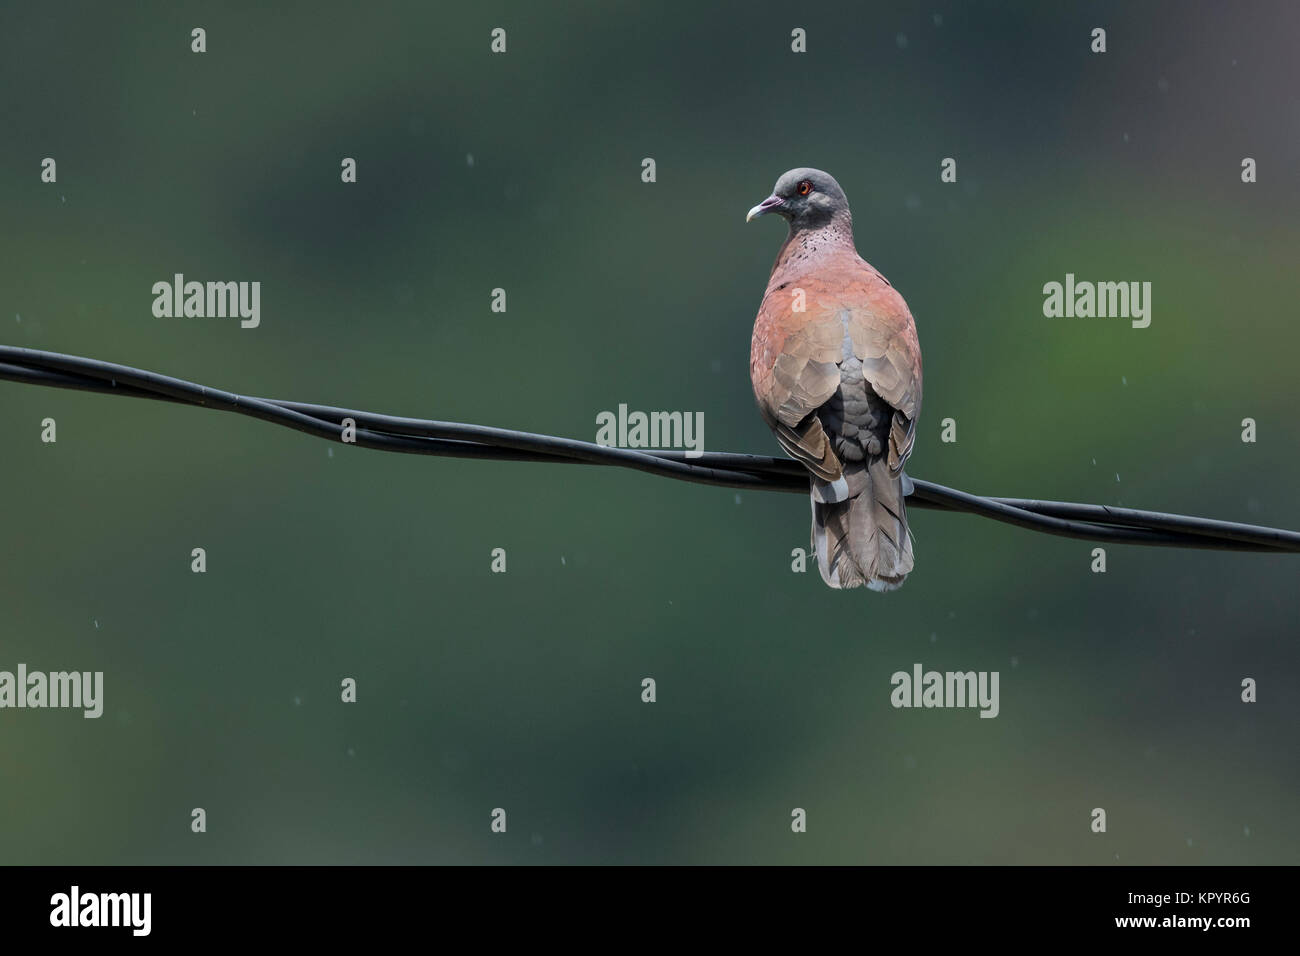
[2,345,1297,553]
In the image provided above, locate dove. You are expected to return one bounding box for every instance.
[747,168,922,590]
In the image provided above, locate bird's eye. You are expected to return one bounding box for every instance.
[797,180,813,196]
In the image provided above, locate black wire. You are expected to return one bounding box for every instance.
[0,351,783,490]
[2,345,1296,553]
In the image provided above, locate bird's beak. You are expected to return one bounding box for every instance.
[746,195,784,222]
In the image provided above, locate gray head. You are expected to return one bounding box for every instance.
[746,167,851,231]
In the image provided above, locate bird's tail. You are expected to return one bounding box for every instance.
[810,458,914,591]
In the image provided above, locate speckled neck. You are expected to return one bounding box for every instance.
[772,213,857,279]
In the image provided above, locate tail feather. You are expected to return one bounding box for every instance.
[811,459,913,591]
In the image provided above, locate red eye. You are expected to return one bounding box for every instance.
[797,180,813,196]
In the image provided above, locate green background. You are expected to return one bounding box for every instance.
[1,1,1296,864]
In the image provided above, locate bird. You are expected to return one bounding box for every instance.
[747,167,922,590]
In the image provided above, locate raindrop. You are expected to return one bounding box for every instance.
[895,32,908,49]
[560,555,566,566]
[466,153,475,167]
[734,494,741,505]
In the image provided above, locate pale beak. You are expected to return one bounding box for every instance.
[746,195,784,222]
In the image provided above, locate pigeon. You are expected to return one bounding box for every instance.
[747,168,922,590]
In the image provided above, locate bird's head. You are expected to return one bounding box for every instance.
[746,167,850,230]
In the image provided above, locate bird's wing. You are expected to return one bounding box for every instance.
[753,267,922,479]
[839,277,922,476]
[753,300,845,481]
